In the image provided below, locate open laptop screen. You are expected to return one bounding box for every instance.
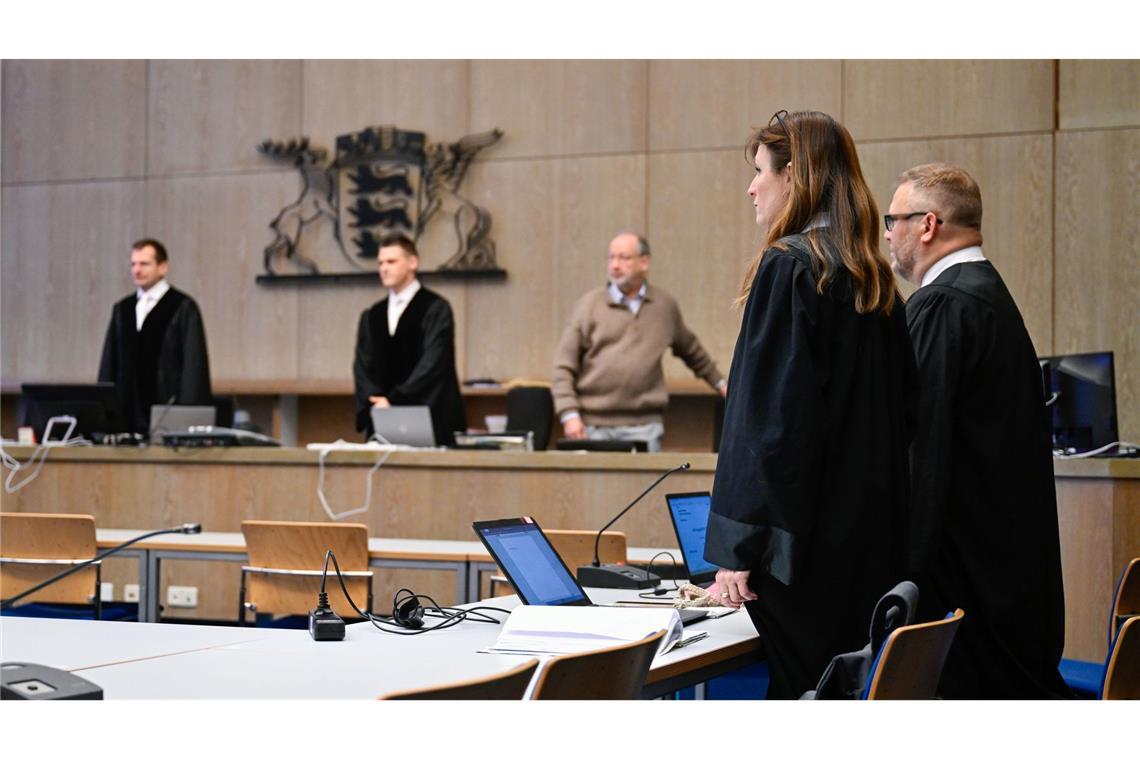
[665,492,718,585]
[473,518,589,606]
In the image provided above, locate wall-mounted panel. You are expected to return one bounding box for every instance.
[301,61,468,152]
[646,148,756,381]
[845,60,1054,141]
[470,60,647,159]
[1,60,146,183]
[1059,60,1140,130]
[148,60,303,175]
[1,181,147,381]
[648,60,843,152]
[859,134,1055,356]
[1055,129,1139,442]
[144,172,301,382]
[461,154,646,382]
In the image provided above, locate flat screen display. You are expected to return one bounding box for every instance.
[1041,352,1118,454]
[665,492,718,584]
[474,518,588,606]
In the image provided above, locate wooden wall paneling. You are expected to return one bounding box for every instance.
[648,60,843,151]
[844,60,1054,142]
[646,149,755,381]
[295,281,399,384]
[859,134,1055,354]
[469,60,648,159]
[147,60,303,175]
[1054,129,1140,442]
[300,61,469,153]
[1,60,146,183]
[463,154,647,383]
[1059,60,1140,130]
[1,181,147,381]
[144,172,302,383]
[1055,479,1116,662]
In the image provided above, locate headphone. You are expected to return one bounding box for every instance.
[393,589,426,629]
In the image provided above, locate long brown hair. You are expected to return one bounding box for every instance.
[737,111,897,315]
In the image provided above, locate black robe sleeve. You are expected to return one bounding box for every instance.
[353,309,385,432]
[704,251,829,586]
[97,306,119,384]
[175,299,212,405]
[903,289,968,578]
[386,299,457,405]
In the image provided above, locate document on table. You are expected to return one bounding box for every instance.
[481,605,683,657]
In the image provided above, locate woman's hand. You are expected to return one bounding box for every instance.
[709,569,757,608]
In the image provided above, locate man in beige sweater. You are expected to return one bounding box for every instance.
[552,233,727,452]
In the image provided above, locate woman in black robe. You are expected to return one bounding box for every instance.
[703,110,917,698]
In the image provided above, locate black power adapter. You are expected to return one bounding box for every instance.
[309,591,345,641]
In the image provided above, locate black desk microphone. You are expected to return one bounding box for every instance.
[577,462,690,589]
[0,523,202,611]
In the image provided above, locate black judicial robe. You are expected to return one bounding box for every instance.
[97,287,212,435]
[705,233,916,699]
[906,260,1069,699]
[353,287,466,447]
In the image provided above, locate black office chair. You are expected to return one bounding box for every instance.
[506,386,554,451]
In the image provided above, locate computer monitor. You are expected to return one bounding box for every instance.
[1040,351,1118,454]
[18,383,122,443]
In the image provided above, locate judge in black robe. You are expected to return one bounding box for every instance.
[704,234,915,699]
[889,163,1068,698]
[353,287,466,447]
[98,287,213,435]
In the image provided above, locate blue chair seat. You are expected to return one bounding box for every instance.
[1059,658,1103,698]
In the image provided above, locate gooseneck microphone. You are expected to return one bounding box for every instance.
[0,523,202,611]
[577,462,690,589]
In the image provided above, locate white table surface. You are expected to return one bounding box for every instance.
[1,589,757,699]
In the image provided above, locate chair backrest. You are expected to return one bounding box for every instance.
[0,512,98,605]
[380,658,539,700]
[240,520,371,619]
[532,629,665,700]
[506,386,554,451]
[1102,615,1140,700]
[547,529,627,570]
[864,609,965,700]
[1111,558,1140,645]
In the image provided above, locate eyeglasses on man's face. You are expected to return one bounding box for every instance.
[883,212,944,231]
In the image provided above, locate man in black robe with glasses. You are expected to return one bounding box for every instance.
[886,163,1069,698]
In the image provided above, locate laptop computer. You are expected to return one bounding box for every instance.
[370,406,436,447]
[472,516,707,624]
[149,404,216,444]
[555,438,649,453]
[664,492,718,586]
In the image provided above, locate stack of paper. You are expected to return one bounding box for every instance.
[483,605,683,657]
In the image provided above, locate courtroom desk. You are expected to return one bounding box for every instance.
[0,589,761,699]
[0,446,716,620]
[0,616,285,671]
[94,530,478,623]
[4,445,1135,661]
[1053,457,1140,662]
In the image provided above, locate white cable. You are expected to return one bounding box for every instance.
[314,435,394,521]
[1054,440,1140,459]
[2,415,90,493]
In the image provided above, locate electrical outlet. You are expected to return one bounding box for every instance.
[166,586,198,608]
[123,584,140,602]
[100,582,114,602]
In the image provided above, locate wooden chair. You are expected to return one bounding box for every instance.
[1111,558,1140,643]
[1061,556,1139,697]
[531,629,666,699]
[863,609,965,699]
[1101,615,1140,700]
[239,520,372,625]
[487,529,627,598]
[380,658,539,700]
[0,512,101,618]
